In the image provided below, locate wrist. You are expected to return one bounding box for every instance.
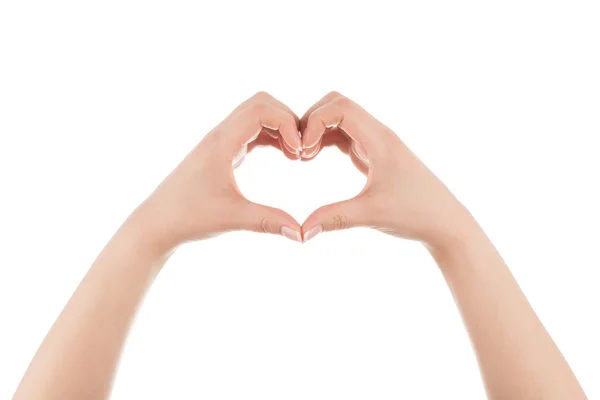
[120,207,178,262]
[424,209,487,272]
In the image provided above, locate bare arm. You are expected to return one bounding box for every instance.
[299,91,587,399]
[431,218,586,399]
[13,92,303,400]
[13,218,168,400]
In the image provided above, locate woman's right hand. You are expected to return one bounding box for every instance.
[130,92,304,256]
[300,92,475,248]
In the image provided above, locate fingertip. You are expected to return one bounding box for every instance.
[278,136,301,160]
[279,213,303,243]
[302,225,323,243]
[277,120,301,154]
[281,226,302,243]
[301,210,322,235]
[300,141,321,159]
[302,112,329,151]
[281,133,301,156]
[267,206,302,234]
[301,121,323,150]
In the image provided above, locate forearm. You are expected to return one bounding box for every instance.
[13,92,302,400]
[14,214,168,400]
[429,217,586,399]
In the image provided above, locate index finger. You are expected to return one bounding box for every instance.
[299,91,343,132]
[302,95,381,155]
[226,101,301,158]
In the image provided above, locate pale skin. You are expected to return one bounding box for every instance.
[13,92,587,399]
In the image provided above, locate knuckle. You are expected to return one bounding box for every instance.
[253,91,271,101]
[326,91,343,99]
[332,213,348,230]
[332,95,353,110]
[259,217,271,234]
[248,101,268,115]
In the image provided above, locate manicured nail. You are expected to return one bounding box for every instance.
[281,226,302,242]
[301,147,317,159]
[303,225,323,243]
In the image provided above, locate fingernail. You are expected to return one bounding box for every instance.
[301,147,317,159]
[249,132,260,142]
[303,225,323,243]
[281,226,302,242]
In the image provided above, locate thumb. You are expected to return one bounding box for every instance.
[235,201,303,242]
[301,196,369,242]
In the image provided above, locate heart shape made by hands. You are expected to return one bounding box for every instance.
[231,120,371,225]
[234,135,368,227]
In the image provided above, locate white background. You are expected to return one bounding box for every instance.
[1,1,599,398]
